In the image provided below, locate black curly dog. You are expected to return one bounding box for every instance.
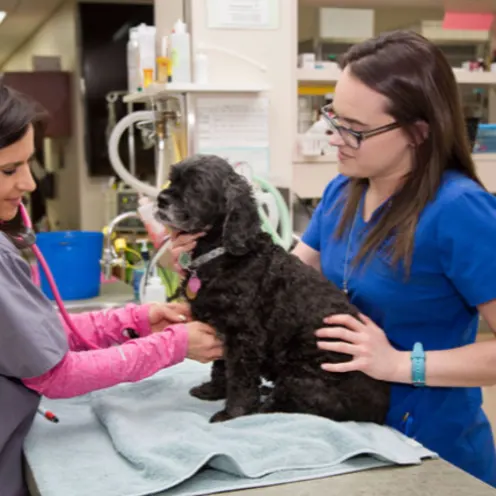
[156,155,390,424]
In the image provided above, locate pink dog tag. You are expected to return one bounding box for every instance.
[186,275,201,300]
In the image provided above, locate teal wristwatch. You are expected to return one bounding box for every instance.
[411,342,425,387]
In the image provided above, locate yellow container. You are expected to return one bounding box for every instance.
[143,68,154,88]
[157,56,172,83]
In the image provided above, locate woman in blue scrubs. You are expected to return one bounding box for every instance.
[293,30,496,486]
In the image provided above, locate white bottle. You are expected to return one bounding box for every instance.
[142,275,166,303]
[127,28,140,92]
[169,19,191,84]
[194,50,209,85]
[137,24,157,86]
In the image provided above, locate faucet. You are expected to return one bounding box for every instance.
[101,211,142,280]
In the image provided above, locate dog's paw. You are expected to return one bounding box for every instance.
[209,409,233,423]
[190,382,226,401]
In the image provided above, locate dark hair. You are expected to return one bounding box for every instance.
[0,82,43,236]
[335,30,482,273]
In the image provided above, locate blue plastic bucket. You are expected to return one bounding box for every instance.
[35,231,104,301]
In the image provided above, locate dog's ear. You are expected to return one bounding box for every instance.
[222,173,261,255]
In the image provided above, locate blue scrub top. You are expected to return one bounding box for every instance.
[302,171,496,486]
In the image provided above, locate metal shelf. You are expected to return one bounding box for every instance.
[297,67,496,86]
[123,83,270,104]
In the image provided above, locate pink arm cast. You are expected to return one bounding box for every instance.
[59,304,153,351]
[22,320,189,399]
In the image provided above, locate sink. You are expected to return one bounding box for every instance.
[50,280,135,314]
[53,300,132,314]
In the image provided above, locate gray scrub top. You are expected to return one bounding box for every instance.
[0,232,68,496]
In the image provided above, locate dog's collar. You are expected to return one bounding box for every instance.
[179,247,226,272]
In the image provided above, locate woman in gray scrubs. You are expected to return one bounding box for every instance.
[0,84,223,496]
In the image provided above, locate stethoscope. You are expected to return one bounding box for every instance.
[12,204,99,350]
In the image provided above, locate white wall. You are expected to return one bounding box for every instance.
[156,0,298,190]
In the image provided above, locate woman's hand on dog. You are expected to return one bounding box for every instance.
[185,322,224,363]
[148,302,192,333]
[315,313,407,382]
[159,232,206,275]
[148,303,222,363]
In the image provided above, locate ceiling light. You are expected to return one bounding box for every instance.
[0,12,6,25]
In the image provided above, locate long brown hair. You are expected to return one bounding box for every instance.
[336,30,482,273]
[0,82,43,236]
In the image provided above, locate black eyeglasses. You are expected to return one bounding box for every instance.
[321,103,400,150]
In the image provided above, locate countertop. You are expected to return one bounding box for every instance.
[26,459,496,496]
[30,282,496,495]
[54,279,135,312]
[215,459,496,495]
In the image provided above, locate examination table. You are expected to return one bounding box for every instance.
[24,282,496,496]
[26,458,496,496]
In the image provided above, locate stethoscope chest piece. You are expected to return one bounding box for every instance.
[11,228,36,250]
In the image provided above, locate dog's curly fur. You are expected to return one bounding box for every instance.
[156,155,390,424]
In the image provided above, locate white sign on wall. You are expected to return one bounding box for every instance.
[195,95,270,178]
[319,8,374,40]
[207,0,279,30]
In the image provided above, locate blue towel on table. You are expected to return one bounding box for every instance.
[25,361,436,496]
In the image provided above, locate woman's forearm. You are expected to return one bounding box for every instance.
[391,339,496,387]
[23,324,188,398]
[59,304,151,351]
